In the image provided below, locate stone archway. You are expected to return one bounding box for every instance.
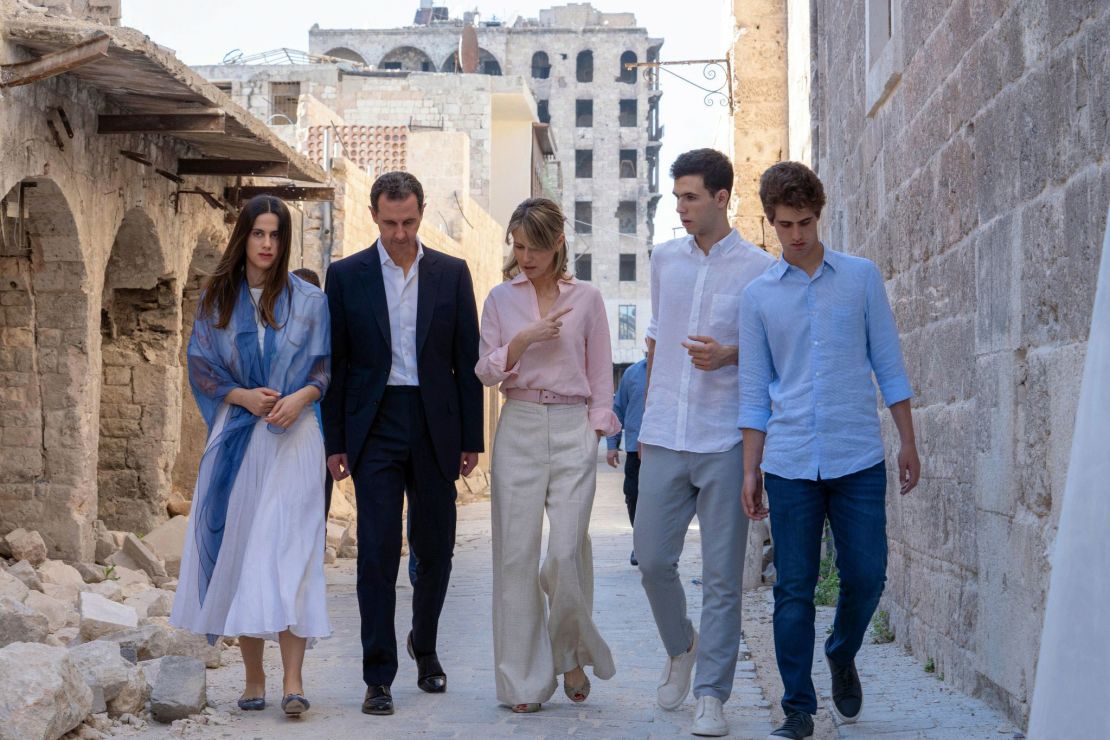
[379,45,436,72]
[96,208,179,534]
[171,230,223,503]
[0,178,95,559]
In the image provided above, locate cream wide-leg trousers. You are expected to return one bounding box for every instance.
[491,399,616,706]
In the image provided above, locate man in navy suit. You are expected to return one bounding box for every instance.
[321,172,484,716]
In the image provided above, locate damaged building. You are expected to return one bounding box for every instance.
[0,0,330,560]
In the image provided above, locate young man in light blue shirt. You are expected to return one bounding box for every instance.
[606,356,647,566]
[739,162,921,739]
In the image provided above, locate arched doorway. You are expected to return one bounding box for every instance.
[171,231,223,503]
[0,177,94,559]
[96,208,178,534]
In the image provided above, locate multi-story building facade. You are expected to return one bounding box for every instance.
[309,2,664,367]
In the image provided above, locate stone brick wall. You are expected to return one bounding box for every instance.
[0,47,233,557]
[806,0,1110,724]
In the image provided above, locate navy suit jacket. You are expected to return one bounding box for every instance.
[321,241,484,480]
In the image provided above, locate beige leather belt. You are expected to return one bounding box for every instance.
[504,388,587,405]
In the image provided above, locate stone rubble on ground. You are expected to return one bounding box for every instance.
[68,640,148,716]
[0,525,229,736]
[149,655,207,723]
[8,558,44,591]
[37,559,87,590]
[79,591,139,641]
[120,534,167,580]
[0,642,93,740]
[139,516,187,578]
[0,596,50,646]
[4,527,48,566]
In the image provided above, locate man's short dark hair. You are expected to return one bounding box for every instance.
[370,171,425,212]
[670,149,733,197]
[759,161,826,221]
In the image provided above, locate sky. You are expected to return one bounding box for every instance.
[121,0,734,241]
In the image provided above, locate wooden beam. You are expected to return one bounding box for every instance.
[225,186,335,203]
[178,159,289,177]
[97,114,227,134]
[0,33,109,89]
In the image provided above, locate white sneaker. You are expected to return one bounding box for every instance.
[691,695,728,737]
[657,629,698,710]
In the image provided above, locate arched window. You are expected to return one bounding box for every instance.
[531,51,551,79]
[576,50,593,83]
[323,47,368,66]
[379,46,436,72]
[619,51,637,83]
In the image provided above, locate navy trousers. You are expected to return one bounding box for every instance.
[765,461,888,715]
[351,387,457,687]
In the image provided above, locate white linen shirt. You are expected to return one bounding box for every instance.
[638,229,774,453]
[380,238,423,386]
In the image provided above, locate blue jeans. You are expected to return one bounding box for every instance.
[765,461,888,715]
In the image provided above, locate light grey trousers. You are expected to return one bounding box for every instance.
[633,442,748,703]
[491,400,616,706]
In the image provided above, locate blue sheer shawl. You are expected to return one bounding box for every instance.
[186,273,330,609]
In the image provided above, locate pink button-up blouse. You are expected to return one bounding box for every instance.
[476,273,621,436]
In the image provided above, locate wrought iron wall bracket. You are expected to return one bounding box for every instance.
[626,54,734,114]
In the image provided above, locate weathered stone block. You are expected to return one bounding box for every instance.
[4,528,48,565]
[120,533,167,579]
[24,590,75,632]
[6,560,43,592]
[71,561,106,584]
[149,655,206,723]
[100,623,221,668]
[37,559,86,589]
[0,597,49,646]
[85,580,124,603]
[140,515,187,578]
[79,591,139,641]
[125,588,174,620]
[68,640,149,718]
[0,642,93,740]
[0,569,30,603]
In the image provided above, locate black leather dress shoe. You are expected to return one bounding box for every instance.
[362,685,394,715]
[407,631,447,693]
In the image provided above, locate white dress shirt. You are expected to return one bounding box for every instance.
[380,239,423,386]
[639,229,774,453]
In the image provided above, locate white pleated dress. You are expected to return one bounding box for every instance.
[170,288,331,642]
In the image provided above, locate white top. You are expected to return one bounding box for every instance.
[249,287,265,353]
[638,229,774,453]
[379,239,423,386]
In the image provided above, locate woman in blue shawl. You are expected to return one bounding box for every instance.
[170,195,330,717]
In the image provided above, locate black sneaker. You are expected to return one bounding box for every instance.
[826,654,863,722]
[768,710,814,739]
[630,550,638,566]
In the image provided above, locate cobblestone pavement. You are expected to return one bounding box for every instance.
[138,457,774,739]
[743,582,1023,739]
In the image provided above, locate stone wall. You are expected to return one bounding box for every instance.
[806,0,1110,724]
[730,0,788,252]
[0,26,234,557]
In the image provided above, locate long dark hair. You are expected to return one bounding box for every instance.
[200,195,293,329]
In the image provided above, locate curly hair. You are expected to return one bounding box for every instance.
[759,161,827,221]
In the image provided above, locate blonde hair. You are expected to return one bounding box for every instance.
[502,197,571,281]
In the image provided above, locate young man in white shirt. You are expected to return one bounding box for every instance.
[635,149,774,736]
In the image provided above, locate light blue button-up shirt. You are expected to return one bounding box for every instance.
[607,358,647,452]
[738,248,913,480]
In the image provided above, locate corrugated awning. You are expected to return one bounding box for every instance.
[2,13,326,183]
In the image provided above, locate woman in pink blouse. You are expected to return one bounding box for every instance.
[476,197,621,713]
